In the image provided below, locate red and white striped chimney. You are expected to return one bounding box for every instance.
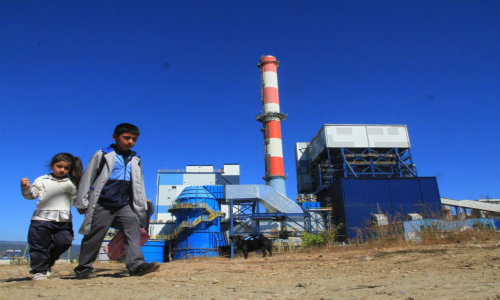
[257,55,287,196]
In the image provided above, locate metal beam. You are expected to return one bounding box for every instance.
[441,198,500,213]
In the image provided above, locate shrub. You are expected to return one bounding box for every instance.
[302,224,344,248]
[301,232,326,248]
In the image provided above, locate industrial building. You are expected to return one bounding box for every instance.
[140,55,328,261]
[149,168,309,260]
[295,124,442,240]
[130,54,468,262]
[144,165,240,260]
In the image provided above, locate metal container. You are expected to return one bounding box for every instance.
[141,240,166,263]
[170,186,226,259]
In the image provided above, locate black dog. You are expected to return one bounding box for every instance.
[229,234,273,259]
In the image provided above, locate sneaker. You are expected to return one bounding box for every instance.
[129,262,160,276]
[46,271,51,278]
[32,273,48,281]
[75,269,96,279]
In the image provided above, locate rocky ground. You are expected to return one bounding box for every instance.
[1,240,499,300]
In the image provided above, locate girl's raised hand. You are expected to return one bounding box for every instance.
[21,178,30,187]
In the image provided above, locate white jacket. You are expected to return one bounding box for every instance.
[22,174,77,221]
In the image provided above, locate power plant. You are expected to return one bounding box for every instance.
[98,55,498,262]
[295,124,442,240]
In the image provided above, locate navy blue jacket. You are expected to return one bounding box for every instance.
[98,145,137,208]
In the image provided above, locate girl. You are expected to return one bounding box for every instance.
[21,153,82,281]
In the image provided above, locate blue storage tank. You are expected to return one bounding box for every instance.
[142,240,167,263]
[169,186,227,260]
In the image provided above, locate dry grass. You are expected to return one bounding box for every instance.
[352,217,499,249]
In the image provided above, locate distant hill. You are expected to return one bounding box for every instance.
[0,241,81,259]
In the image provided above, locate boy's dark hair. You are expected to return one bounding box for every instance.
[114,123,140,136]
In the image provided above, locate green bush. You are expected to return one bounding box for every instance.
[301,232,327,248]
[302,224,344,248]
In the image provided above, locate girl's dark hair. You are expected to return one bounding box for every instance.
[50,153,83,186]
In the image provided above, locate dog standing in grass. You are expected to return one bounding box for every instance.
[229,234,273,259]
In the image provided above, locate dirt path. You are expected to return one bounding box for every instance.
[1,241,499,300]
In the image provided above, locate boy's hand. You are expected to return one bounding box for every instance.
[21,178,30,187]
[77,209,87,214]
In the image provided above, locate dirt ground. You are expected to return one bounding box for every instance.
[1,240,499,300]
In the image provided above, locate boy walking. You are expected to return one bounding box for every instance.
[74,123,160,279]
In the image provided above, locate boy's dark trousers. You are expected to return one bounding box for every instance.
[28,220,73,273]
[75,203,145,274]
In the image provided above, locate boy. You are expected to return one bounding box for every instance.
[74,123,160,279]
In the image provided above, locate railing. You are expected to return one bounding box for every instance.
[150,202,224,241]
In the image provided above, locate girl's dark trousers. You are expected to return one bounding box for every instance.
[28,220,74,274]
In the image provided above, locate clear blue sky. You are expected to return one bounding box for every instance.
[1,1,499,242]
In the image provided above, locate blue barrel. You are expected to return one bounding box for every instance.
[170,186,227,260]
[141,240,166,263]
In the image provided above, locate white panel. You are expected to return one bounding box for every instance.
[186,165,214,172]
[98,241,110,262]
[156,213,174,222]
[308,127,327,161]
[158,185,187,206]
[221,204,229,220]
[295,142,309,162]
[315,125,411,149]
[149,223,175,236]
[366,125,410,148]
[156,184,188,222]
[264,103,280,113]
[183,173,216,185]
[295,142,311,193]
[267,138,283,157]
[325,125,370,148]
[158,185,177,206]
[262,71,278,89]
[223,164,240,175]
[174,185,188,197]
[220,204,233,221]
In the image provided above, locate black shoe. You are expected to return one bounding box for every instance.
[129,262,160,276]
[75,269,96,279]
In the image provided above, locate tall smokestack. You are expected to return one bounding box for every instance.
[257,55,287,196]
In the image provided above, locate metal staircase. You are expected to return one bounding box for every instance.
[151,202,224,241]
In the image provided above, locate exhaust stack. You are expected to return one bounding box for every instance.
[256,55,287,196]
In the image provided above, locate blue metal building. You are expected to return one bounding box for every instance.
[295,125,442,241]
[323,177,442,240]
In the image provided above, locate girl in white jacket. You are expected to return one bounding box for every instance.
[21,153,82,281]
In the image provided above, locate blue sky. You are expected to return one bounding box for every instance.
[1,1,499,242]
